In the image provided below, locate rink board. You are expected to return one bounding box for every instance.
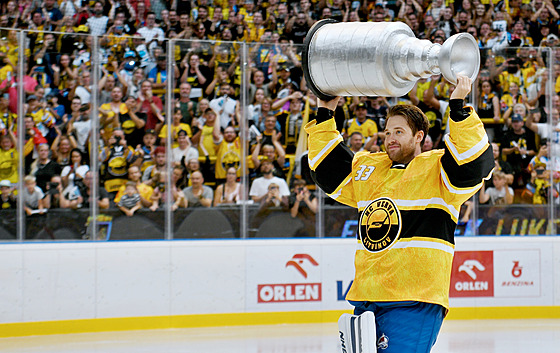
[1,237,559,337]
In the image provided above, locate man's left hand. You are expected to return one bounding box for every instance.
[450,75,472,100]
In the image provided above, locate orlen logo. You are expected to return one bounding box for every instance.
[286,254,319,278]
[450,251,494,297]
[257,254,322,303]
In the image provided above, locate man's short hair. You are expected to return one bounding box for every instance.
[385,105,429,146]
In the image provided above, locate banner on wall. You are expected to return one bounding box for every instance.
[245,245,325,311]
[450,249,542,298]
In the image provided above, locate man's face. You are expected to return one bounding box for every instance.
[224,127,236,142]
[350,134,363,150]
[384,115,421,164]
[0,136,12,150]
[492,143,500,159]
[141,81,152,93]
[128,167,141,182]
[71,99,81,112]
[180,83,191,98]
[143,133,156,146]
[264,116,276,130]
[198,8,208,20]
[146,14,156,27]
[253,71,265,85]
[261,162,273,174]
[82,72,91,85]
[25,117,34,130]
[111,87,122,102]
[356,107,367,121]
[191,172,203,186]
[156,153,166,166]
[220,85,230,96]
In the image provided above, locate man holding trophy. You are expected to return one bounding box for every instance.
[303,20,494,353]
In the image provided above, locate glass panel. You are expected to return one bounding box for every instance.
[95,32,166,241]
[19,30,94,240]
[241,40,318,238]
[169,37,245,239]
[0,29,20,241]
[473,46,555,236]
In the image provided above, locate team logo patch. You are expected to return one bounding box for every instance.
[359,197,401,253]
[377,333,389,350]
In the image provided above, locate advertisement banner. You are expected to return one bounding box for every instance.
[450,251,494,297]
[494,249,541,297]
[245,244,325,312]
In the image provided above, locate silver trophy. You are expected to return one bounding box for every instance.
[302,20,480,100]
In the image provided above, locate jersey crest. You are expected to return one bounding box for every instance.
[359,197,401,253]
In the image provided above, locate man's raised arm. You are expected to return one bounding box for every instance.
[304,97,357,207]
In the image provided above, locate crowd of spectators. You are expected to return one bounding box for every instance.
[1,0,560,223]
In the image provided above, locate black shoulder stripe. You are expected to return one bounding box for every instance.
[399,209,456,244]
[310,142,354,194]
[441,145,494,188]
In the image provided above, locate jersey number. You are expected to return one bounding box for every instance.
[355,165,375,181]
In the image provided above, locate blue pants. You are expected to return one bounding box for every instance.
[350,300,445,353]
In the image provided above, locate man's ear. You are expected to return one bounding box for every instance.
[416,130,424,144]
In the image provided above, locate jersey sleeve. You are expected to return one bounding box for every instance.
[440,99,495,200]
[304,108,357,208]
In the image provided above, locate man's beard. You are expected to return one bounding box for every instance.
[386,138,416,164]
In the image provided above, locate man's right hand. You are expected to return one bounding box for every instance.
[317,96,341,111]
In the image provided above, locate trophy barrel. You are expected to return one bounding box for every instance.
[303,20,480,99]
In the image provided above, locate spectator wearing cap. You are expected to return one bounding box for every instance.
[159,107,193,148]
[501,113,537,189]
[148,54,180,95]
[26,94,56,144]
[345,102,379,149]
[137,12,165,52]
[87,1,110,36]
[0,179,16,209]
[172,129,199,167]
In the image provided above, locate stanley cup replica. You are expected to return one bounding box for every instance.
[302,19,480,100]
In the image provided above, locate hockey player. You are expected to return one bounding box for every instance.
[305,76,494,353]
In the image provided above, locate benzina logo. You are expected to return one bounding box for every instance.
[258,283,322,303]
